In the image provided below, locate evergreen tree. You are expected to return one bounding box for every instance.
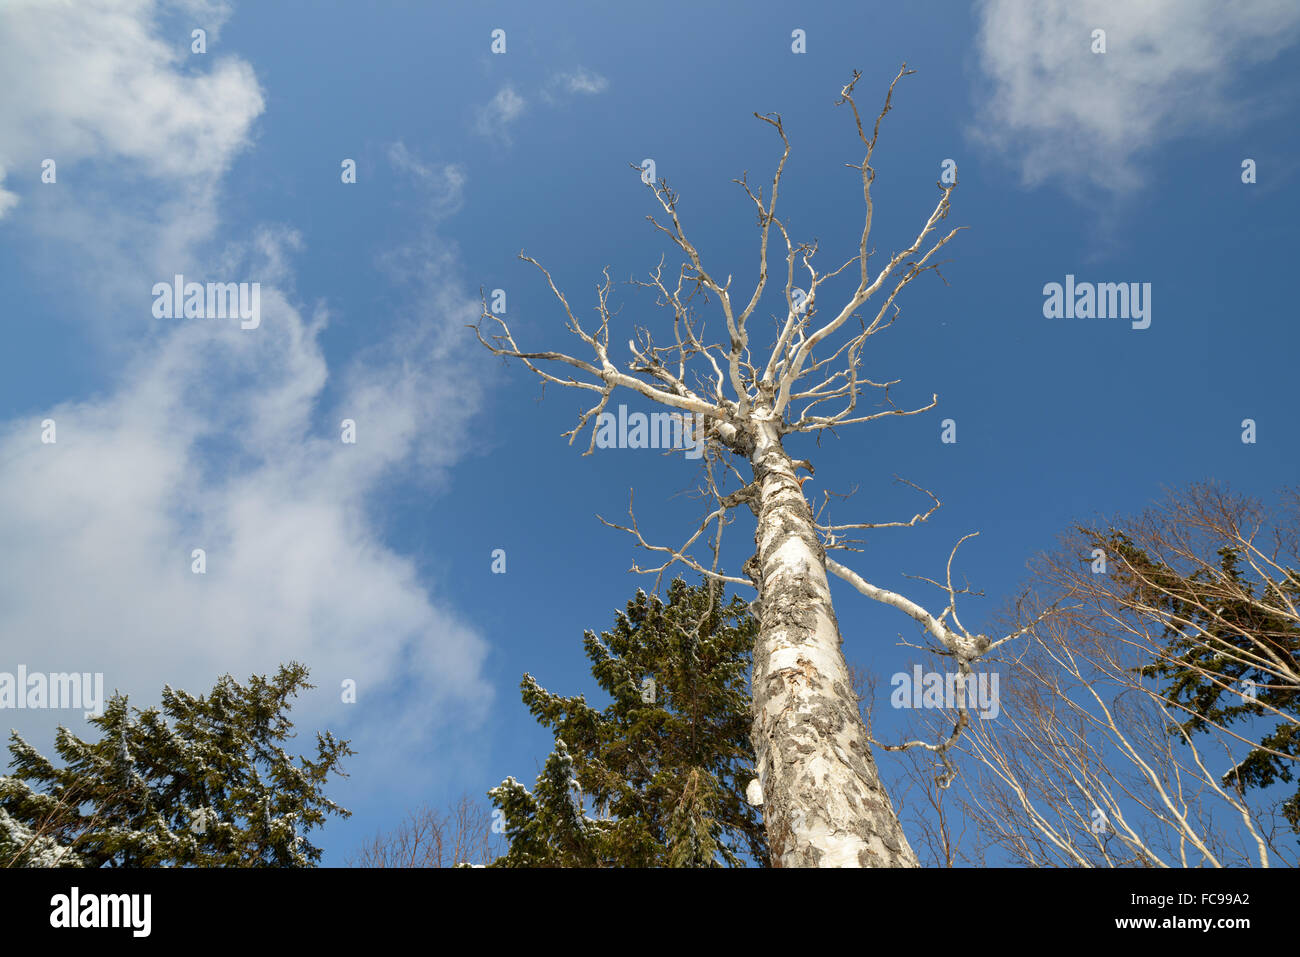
[489,578,767,867]
[1111,535,1300,833]
[0,662,352,867]
[1086,520,1300,832]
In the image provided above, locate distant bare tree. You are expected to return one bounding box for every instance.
[349,795,503,868]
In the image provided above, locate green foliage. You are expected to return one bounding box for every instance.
[1104,532,1300,834]
[489,578,767,867]
[0,662,352,867]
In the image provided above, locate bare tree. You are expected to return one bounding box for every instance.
[955,484,1300,867]
[475,65,1035,866]
[348,795,503,868]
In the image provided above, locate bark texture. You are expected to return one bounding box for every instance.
[745,421,918,867]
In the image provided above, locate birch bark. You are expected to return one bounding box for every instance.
[746,418,918,866]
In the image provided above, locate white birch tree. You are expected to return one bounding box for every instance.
[476,66,1029,867]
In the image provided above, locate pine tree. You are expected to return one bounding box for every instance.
[0,662,352,867]
[489,578,767,866]
[1117,537,1300,833]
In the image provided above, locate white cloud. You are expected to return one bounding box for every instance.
[0,0,264,219]
[551,68,609,97]
[0,169,17,218]
[972,0,1300,190]
[0,0,264,325]
[539,68,609,107]
[474,69,607,142]
[0,1,494,799]
[0,222,493,790]
[473,84,527,142]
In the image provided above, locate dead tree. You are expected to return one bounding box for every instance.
[476,66,1029,866]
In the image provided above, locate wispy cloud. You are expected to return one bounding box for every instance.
[547,67,609,100]
[473,84,527,142]
[475,68,609,141]
[972,0,1300,191]
[388,142,467,219]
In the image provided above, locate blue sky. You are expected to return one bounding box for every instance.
[0,0,1297,865]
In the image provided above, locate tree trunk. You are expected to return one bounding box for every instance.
[745,419,918,867]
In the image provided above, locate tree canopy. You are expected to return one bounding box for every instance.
[490,578,767,867]
[0,662,352,867]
